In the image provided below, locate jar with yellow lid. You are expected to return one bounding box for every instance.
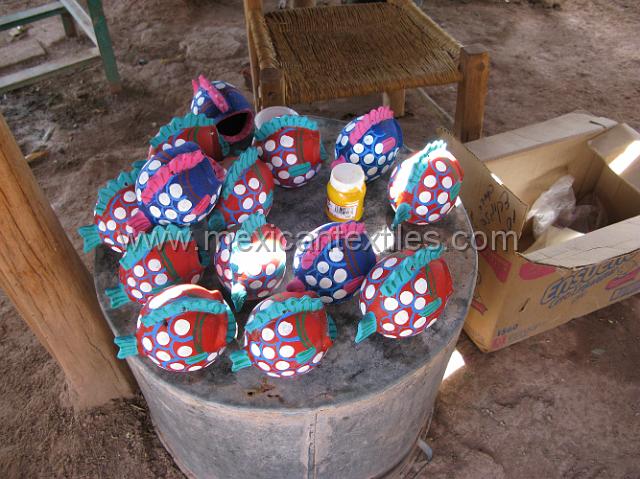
[326,163,366,222]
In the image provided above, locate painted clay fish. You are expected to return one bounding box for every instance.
[254,115,325,188]
[356,246,453,342]
[190,75,255,153]
[129,141,225,232]
[230,292,336,378]
[334,106,403,182]
[77,161,144,254]
[207,147,274,232]
[388,140,463,228]
[214,213,287,311]
[114,284,236,372]
[105,224,207,308]
[287,221,377,304]
[148,112,229,161]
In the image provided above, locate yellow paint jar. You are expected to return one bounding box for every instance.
[326,163,366,222]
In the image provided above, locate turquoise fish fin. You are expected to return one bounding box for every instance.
[186,352,208,365]
[295,346,317,364]
[355,312,377,343]
[391,202,411,229]
[419,297,443,317]
[77,225,102,253]
[450,182,461,201]
[327,314,337,341]
[106,285,131,309]
[207,210,226,232]
[231,283,247,312]
[114,335,137,359]
[230,350,251,372]
[289,162,311,176]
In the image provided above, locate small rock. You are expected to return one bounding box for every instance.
[530,0,564,7]
[42,126,55,142]
[180,30,244,62]
[9,26,28,38]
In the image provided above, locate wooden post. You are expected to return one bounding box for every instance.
[60,11,77,37]
[247,30,260,110]
[260,67,285,108]
[0,114,136,409]
[244,4,261,109]
[383,89,406,117]
[454,44,489,142]
[86,0,122,93]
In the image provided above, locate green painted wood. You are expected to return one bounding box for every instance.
[0,48,100,94]
[0,2,65,31]
[0,0,121,93]
[59,0,96,44]
[86,0,121,91]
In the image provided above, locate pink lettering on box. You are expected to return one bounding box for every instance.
[479,248,512,283]
[606,266,640,290]
[519,263,557,281]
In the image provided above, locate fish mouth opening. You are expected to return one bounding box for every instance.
[217,111,254,143]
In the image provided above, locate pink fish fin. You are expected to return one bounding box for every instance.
[128,211,152,235]
[286,277,306,292]
[331,156,346,169]
[142,151,206,204]
[199,75,229,113]
[300,253,316,270]
[381,137,397,154]
[211,159,227,181]
[349,106,394,144]
[193,195,212,216]
[344,276,364,294]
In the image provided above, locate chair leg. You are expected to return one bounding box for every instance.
[383,89,406,117]
[454,44,489,142]
[246,29,260,109]
[259,67,285,108]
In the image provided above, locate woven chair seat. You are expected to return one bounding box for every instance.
[263,2,462,105]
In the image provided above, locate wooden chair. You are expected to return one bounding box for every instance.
[244,0,489,141]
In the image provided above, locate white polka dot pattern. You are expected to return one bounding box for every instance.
[133,284,233,373]
[238,294,334,378]
[256,124,323,189]
[358,250,453,339]
[387,149,463,225]
[334,108,403,181]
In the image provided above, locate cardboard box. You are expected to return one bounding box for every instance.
[441,112,640,352]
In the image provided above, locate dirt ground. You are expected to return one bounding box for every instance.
[0,0,639,477]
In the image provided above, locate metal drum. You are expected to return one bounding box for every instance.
[95,118,477,478]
